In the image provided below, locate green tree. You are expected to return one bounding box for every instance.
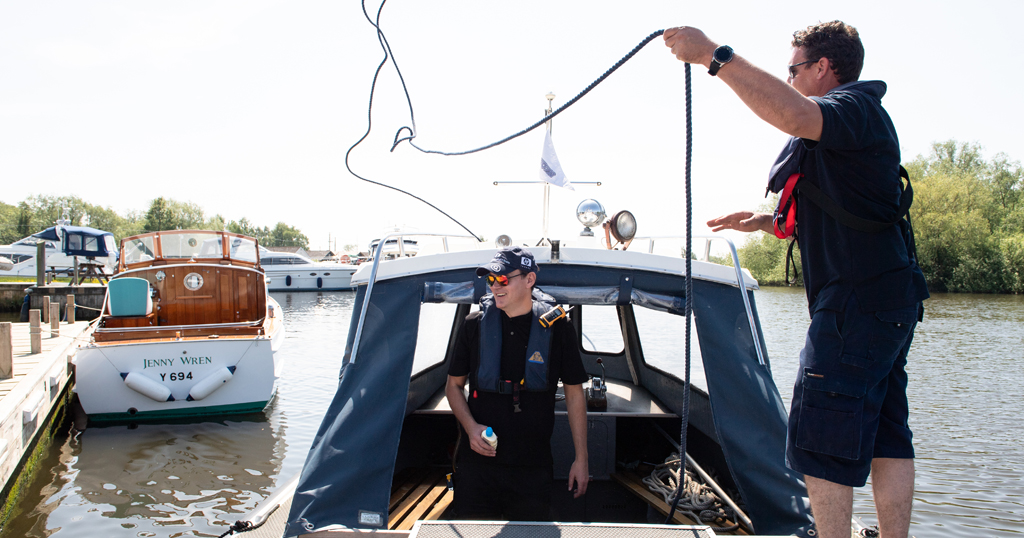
[268,222,309,248]
[143,197,206,232]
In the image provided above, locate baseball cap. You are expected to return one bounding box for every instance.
[476,246,539,277]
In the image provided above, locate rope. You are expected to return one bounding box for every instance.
[644,453,740,532]
[350,0,481,241]
[353,0,668,240]
[666,61,694,525]
[392,29,667,156]
[216,504,280,537]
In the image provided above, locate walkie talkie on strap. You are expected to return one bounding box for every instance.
[538,305,567,328]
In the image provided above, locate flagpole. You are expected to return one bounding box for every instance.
[542,92,555,243]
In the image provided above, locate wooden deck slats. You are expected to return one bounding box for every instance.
[388,469,451,531]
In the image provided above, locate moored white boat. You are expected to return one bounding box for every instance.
[261,248,358,292]
[74,230,285,423]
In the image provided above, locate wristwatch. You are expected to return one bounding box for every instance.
[708,45,734,76]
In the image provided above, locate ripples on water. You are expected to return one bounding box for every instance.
[755,287,1024,537]
[2,288,1021,537]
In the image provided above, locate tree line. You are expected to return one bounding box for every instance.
[728,140,1023,294]
[0,196,309,249]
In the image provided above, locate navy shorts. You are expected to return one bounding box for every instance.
[786,293,919,487]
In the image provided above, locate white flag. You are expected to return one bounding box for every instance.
[539,131,574,190]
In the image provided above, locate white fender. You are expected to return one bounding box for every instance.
[187,366,236,401]
[121,372,174,402]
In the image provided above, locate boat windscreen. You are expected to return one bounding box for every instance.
[123,237,156,264]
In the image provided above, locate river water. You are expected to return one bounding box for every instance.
[1,287,1022,537]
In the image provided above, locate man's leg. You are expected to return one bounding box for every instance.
[804,475,853,538]
[870,457,914,538]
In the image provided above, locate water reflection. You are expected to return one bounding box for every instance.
[4,415,283,537]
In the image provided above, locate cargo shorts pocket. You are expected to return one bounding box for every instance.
[840,307,916,369]
[795,367,867,460]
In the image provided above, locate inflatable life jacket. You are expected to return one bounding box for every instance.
[766,138,917,284]
[771,166,914,240]
[476,294,555,394]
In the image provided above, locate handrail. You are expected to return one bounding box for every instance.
[348,232,479,366]
[634,234,766,368]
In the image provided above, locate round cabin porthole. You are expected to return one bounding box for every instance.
[155,270,166,282]
[184,272,204,291]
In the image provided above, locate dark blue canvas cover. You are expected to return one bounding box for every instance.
[284,266,811,536]
[31,225,114,257]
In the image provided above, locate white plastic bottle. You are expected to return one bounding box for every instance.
[481,426,498,449]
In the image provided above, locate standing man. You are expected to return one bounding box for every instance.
[446,246,590,520]
[665,21,928,538]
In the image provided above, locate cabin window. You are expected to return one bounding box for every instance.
[412,303,459,374]
[633,306,708,392]
[579,305,624,354]
[123,237,156,264]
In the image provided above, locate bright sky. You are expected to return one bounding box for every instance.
[2,1,1021,254]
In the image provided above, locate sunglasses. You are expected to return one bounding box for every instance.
[486,272,526,286]
[788,59,818,79]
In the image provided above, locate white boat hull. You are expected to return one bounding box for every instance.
[75,315,285,422]
[265,265,357,292]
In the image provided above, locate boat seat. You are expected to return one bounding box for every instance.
[108,277,153,317]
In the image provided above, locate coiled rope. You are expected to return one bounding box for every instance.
[643,453,740,532]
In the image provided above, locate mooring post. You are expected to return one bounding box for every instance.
[30,309,42,354]
[0,322,12,380]
[67,294,76,324]
[36,242,45,287]
[49,300,59,337]
[42,297,50,322]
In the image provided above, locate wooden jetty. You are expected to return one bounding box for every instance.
[0,313,94,502]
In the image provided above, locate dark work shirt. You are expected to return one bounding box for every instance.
[770,80,929,315]
[448,308,587,467]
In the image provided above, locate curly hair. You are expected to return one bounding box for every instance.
[792,21,864,84]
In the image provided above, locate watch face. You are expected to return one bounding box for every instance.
[714,46,734,64]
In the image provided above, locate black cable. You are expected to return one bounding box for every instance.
[392,30,667,156]
[666,61,693,525]
[349,0,481,241]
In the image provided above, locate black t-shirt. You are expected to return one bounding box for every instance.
[775,80,928,315]
[448,308,588,467]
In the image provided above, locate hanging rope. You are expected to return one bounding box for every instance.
[665,60,694,525]
[354,0,670,240]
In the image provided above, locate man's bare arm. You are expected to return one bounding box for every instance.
[563,383,589,498]
[664,27,823,141]
[707,211,774,234]
[446,375,496,457]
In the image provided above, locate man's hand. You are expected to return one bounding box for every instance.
[446,375,496,457]
[664,27,717,66]
[707,211,774,234]
[467,423,497,457]
[568,459,589,498]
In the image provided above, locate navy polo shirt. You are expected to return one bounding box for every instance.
[768,80,928,315]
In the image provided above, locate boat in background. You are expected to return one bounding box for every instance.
[260,247,358,292]
[0,224,117,277]
[74,230,285,423]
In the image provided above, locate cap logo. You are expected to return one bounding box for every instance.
[490,263,502,272]
[521,258,532,268]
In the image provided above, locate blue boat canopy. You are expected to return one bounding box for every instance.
[285,262,813,536]
[31,226,115,257]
